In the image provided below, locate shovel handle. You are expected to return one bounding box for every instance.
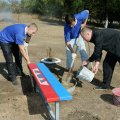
[65,44,79,83]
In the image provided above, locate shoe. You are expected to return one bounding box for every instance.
[20,72,26,77]
[12,79,17,85]
[16,72,26,77]
[65,68,69,72]
[95,86,110,90]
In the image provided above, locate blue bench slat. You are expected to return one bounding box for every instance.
[37,63,72,101]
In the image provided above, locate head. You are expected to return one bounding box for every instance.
[65,14,76,27]
[26,23,38,37]
[81,27,92,42]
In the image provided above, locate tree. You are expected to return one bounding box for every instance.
[64,0,84,15]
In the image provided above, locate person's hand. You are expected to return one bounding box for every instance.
[92,61,100,74]
[82,60,88,66]
[72,53,77,60]
[81,24,86,30]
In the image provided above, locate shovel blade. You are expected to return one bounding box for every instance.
[67,82,77,93]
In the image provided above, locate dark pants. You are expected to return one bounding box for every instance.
[11,43,23,73]
[0,42,23,81]
[103,52,120,88]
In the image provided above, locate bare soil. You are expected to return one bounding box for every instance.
[0,13,120,120]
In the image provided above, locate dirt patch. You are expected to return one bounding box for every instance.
[64,110,100,120]
[0,13,120,120]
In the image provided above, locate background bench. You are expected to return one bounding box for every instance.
[28,63,72,120]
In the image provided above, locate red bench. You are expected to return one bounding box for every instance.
[28,63,72,120]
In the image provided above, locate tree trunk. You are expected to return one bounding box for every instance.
[104,14,108,28]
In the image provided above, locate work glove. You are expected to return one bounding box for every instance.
[72,53,77,60]
[24,41,29,47]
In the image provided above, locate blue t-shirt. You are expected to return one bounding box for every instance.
[64,10,89,42]
[0,24,27,45]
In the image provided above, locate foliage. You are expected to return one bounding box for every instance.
[1,0,120,26]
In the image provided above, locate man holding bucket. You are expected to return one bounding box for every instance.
[81,27,120,90]
[64,10,89,70]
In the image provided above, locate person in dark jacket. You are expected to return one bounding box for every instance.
[80,27,120,90]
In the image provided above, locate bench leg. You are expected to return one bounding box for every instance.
[45,102,59,120]
[29,72,36,92]
[55,102,59,120]
[46,102,55,120]
[29,72,60,120]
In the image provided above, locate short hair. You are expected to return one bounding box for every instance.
[28,23,38,31]
[65,14,75,25]
[81,27,91,35]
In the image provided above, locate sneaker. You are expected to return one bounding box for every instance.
[12,79,17,85]
[94,86,110,90]
[21,72,26,77]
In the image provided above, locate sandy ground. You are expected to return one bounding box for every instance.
[0,13,120,120]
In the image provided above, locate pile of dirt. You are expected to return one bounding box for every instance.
[64,110,100,120]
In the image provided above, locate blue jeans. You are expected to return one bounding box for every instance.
[66,35,88,69]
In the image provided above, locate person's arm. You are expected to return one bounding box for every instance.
[89,33,103,62]
[64,27,75,53]
[15,34,31,64]
[66,41,77,60]
[81,10,89,29]
[66,41,74,53]
[89,36,103,74]
[75,10,89,29]
[90,50,101,74]
[81,17,88,29]
[18,45,30,64]
[92,61,100,74]
[89,42,103,62]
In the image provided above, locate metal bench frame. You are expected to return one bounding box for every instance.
[30,73,60,120]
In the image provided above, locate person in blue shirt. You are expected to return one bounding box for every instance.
[0,23,38,85]
[11,34,31,77]
[64,10,89,70]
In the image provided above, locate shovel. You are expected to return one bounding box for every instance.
[65,45,79,84]
[67,82,77,93]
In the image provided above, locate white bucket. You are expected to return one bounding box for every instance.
[76,66,94,82]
